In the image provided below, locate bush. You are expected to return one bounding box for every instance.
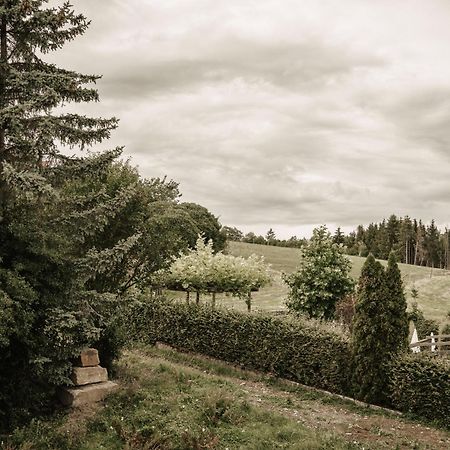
[128,297,450,425]
[127,297,352,395]
[389,354,450,428]
[408,303,440,339]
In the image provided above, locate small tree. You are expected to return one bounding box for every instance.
[284,226,354,320]
[265,228,276,245]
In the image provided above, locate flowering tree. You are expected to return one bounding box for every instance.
[163,237,271,310]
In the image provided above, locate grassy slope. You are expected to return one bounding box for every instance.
[8,345,450,449]
[220,242,450,322]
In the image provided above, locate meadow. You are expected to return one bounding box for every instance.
[201,242,450,323]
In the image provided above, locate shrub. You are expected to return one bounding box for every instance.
[389,354,450,428]
[408,303,440,339]
[127,297,352,396]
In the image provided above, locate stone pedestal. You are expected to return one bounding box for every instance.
[59,348,118,407]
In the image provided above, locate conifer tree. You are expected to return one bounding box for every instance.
[385,251,409,354]
[352,254,390,404]
[0,1,138,430]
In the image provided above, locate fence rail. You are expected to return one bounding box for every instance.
[410,334,450,355]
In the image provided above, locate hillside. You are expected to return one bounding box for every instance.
[222,242,450,322]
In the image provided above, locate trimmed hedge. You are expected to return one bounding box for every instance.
[127,298,353,396]
[127,298,450,427]
[389,354,450,426]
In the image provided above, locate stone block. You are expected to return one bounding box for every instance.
[59,381,118,407]
[76,348,100,367]
[71,365,108,386]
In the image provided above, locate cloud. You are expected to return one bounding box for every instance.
[47,0,450,237]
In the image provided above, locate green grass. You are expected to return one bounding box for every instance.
[6,345,449,450]
[220,242,450,322]
[5,347,358,450]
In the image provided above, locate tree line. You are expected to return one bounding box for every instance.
[337,215,450,269]
[224,214,450,269]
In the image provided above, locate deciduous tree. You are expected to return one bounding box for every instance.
[284,226,354,320]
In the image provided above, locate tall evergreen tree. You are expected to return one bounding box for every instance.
[385,251,409,354]
[352,254,390,404]
[0,1,136,430]
[333,227,345,245]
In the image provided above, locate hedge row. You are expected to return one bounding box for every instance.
[127,298,450,427]
[127,298,353,396]
[389,354,450,424]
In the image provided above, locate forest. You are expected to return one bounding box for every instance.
[225,215,450,269]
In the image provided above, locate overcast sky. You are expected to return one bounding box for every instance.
[48,0,450,238]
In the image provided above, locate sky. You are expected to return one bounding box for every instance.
[48,0,450,238]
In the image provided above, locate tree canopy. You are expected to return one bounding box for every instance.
[284,226,354,320]
[162,236,271,300]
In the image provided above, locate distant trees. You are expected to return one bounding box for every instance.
[343,215,450,269]
[265,228,276,244]
[225,226,305,248]
[221,226,244,242]
[284,226,354,320]
[352,253,409,404]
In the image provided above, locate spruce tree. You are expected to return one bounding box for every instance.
[0,1,138,430]
[352,254,390,404]
[385,251,409,354]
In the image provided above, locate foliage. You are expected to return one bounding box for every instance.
[389,354,450,428]
[284,226,354,320]
[334,293,357,332]
[176,202,226,252]
[162,236,271,298]
[221,225,243,242]
[343,215,450,269]
[408,303,440,339]
[0,1,172,431]
[351,255,391,404]
[127,297,353,396]
[125,297,450,425]
[352,253,410,406]
[385,252,409,353]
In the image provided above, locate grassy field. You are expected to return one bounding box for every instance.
[206,242,450,323]
[6,345,450,449]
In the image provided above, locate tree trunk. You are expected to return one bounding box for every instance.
[0,16,7,218]
[196,291,200,305]
[211,292,216,309]
[186,291,190,304]
[246,292,251,312]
